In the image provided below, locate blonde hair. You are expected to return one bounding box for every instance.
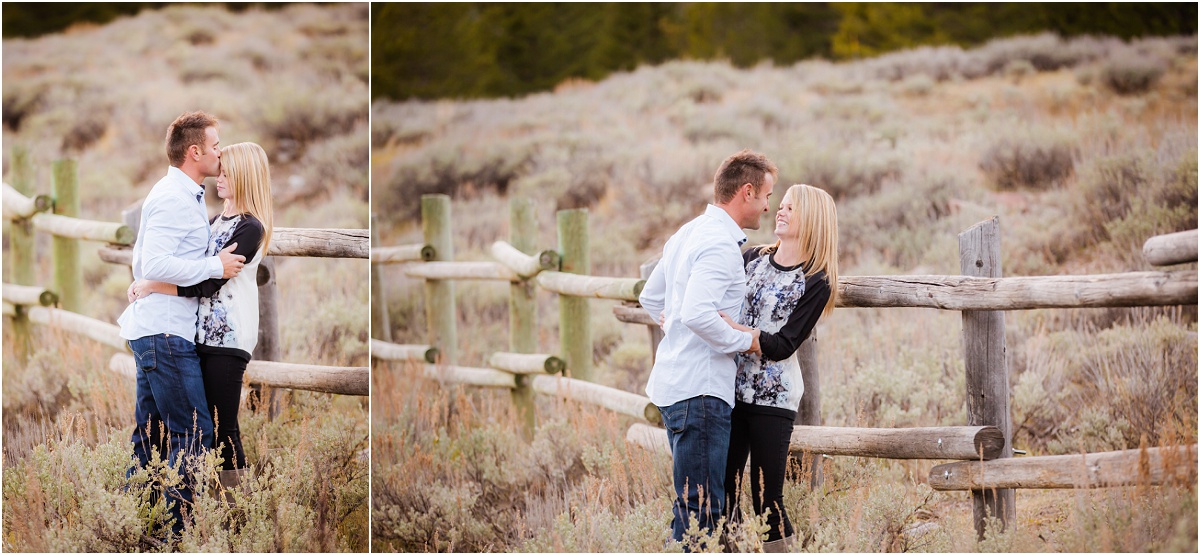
[220,142,273,255]
[765,183,839,317]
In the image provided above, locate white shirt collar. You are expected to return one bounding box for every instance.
[166,166,205,199]
[704,204,748,247]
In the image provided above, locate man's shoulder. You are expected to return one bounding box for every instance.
[144,173,185,205]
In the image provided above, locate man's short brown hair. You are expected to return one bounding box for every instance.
[165,111,219,167]
[713,149,778,204]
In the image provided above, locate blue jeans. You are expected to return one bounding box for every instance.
[660,395,732,544]
[128,334,213,534]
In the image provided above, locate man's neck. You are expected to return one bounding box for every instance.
[714,202,742,228]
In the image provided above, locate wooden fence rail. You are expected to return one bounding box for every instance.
[626,423,1006,460]
[2,283,58,306]
[97,227,369,265]
[1143,229,1198,267]
[370,339,439,363]
[611,271,1197,322]
[2,182,51,219]
[372,244,436,263]
[108,354,368,396]
[929,444,1198,490]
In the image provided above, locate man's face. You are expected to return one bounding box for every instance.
[197,126,221,178]
[740,173,774,230]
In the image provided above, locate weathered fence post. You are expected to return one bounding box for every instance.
[959,217,1014,539]
[557,208,591,382]
[423,194,457,364]
[370,213,392,341]
[8,147,36,362]
[510,198,538,436]
[797,333,824,489]
[51,159,81,313]
[252,256,284,418]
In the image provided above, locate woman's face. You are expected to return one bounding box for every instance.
[774,194,797,238]
[215,165,233,201]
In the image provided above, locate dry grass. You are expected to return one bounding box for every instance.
[373,32,1197,552]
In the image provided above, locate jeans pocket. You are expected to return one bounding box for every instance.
[661,403,689,435]
[132,343,157,373]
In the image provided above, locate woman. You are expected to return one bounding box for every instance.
[129,142,273,484]
[721,183,838,552]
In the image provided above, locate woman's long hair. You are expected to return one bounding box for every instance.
[765,183,839,317]
[220,142,273,255]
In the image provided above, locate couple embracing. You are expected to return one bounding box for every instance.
[116,110,274,536]
[641,149,839,552]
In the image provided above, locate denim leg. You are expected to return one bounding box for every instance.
[660,396,732,544]
[129,337,167,470]
[127,334,213,534]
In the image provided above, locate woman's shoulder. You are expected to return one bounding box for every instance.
[742,244,771,265]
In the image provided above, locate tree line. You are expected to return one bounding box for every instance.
[372,2,1196,100]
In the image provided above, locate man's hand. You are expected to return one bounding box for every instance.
[219,242,246,279]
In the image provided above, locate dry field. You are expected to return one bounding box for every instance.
[372,33,1197,551]
[3,4,369,551]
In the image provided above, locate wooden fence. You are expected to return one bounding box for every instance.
[377,192,1198,539]
[2,148,369,399]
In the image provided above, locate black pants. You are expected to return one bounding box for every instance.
[724,403,795,542]
[199,351,248,471]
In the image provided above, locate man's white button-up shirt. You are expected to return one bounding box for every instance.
[118,166,224,341]
[640,204,754,409]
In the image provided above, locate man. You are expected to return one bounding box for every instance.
[117,110,245,535]
[640,149,777,547]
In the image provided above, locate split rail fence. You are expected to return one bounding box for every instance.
[376,192,1197,538]
[2,148,370,400]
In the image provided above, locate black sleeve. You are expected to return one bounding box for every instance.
[742,245,764,269]
[176,217,264,298]
[758,272,831,362]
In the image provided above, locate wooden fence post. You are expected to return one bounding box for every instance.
[557,209,591,382]
[797,333,824,489]
[370,213,392,342]
[510,198,538,436]
[51,159,81,313]
[252,256,284,418]
[423,194,456,364]
[959,217,1014,539]
[8,147,35,362]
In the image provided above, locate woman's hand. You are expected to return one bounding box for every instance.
[718,311,753,332]
[128,279,174,301]
[128,279,151,302]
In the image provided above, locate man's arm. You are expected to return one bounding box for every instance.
[639,258,667,326]
[679,247,752,354]
[139,200,241,285]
